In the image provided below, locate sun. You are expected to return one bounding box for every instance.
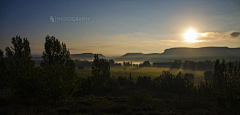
[184,29,197,42]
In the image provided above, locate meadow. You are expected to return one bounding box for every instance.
[76,66,206,85]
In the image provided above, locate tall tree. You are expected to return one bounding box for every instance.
[212,59,240,113]
[40,35,75,74]
[90,54,110,94]
[91,54,110,85]
[40,35,79,101]
[4,36,37,99]
[5,36,34,68]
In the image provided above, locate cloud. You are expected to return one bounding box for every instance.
[230,32,240,38]
[198,31,240,38]
[198,32,222,38]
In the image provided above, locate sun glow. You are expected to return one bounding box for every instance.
[184,29,198,43]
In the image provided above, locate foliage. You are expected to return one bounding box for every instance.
[39,35,79,102]
[183,60,214,71]
[127,91,154,106]
[109,59,115,66]
[170,60,182,69]
[139,60,151,67]
[38,65,79,102]
[107,77,120,93]
[211,59,240,113]
[118,73,134,86]
[152,71,194,94]
[2,36,37,99]
[137,76,151,87]
[40,35,75,76]
[84,94,113,106]
[184,73,194,83]
[204,71,213,81]
[89,54,110,94]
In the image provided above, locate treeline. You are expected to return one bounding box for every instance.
[73,58,221,71]
[170,59,239,71]
[170,60,215,71]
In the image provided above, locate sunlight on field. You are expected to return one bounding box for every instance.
[76,67,206,85]
[110,67,169,78]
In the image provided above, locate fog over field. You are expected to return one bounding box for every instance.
[0,0,239,114]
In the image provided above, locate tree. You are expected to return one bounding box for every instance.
[41,35,74,72]
[212,59,240,113]
[109,59,115,66]
[204,71,213,81]
[90,54,110,94]
[4,36,37,99]
[40,35,79,101]
[170,60,182,69]
[143,60,151,67]
[5,36,35,68]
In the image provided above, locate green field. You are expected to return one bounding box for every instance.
[76,67,206,85]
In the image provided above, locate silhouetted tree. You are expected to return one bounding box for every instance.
[184,73,194,83]
[152,71,194,94]
[39,35,79,101]
[4,36,37,99]
[137,76,151,87]
[204,71,213,81]
[5,36,35,68]
[109,59,115,66]
[40,35,75,75]
[170,60,182,69]
[90,54,110,94]
[212,59,240,113]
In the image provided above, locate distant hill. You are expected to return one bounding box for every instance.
[162,47,240,56]
[122,53,144,57]
[118,47,240,62]
[70,53,105,59]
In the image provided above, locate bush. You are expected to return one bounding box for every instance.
[84,94,113,106]
[127,91,154,106]
[108,78,120,93]
[137,76,151,87]
[37,65,79,102]
[118,76,128,85]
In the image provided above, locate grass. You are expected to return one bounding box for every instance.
[76,66,206,85]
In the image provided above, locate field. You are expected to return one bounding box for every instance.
[76,67,206,85]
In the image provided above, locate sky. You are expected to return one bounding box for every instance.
[0,0,239,56]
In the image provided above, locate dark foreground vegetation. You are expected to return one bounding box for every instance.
[0,36,240,114]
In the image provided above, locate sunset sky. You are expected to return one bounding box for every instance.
[0,0,239,56]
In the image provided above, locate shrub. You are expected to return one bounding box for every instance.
[108,77,120,93]
[127,91,154,106]
[118,76,128,85]
[84,94,113,106]
[137,76,151,87]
